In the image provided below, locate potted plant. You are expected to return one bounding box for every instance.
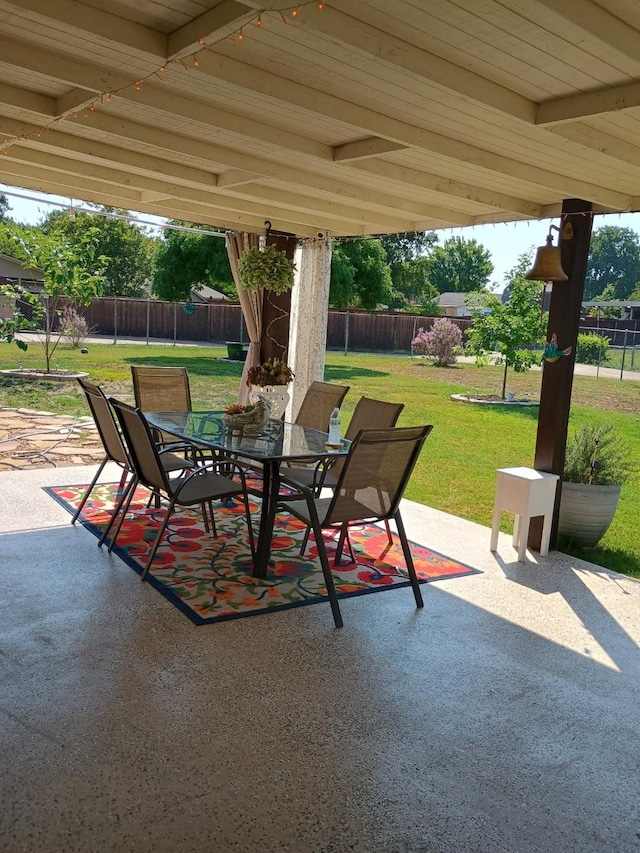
[246,357,294,419]
[237,245,295,295]
[558,423,637,546]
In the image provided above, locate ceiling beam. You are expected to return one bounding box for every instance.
[0,112,475,223]
[55,88,98,119]
[0,166,329,237]
[6,0,166,58]
[530,0,640,65]
[537,81,640,126]
[333,138,408,162]
[3,145,412,234]
[216,170,262,188]
[167,0,256,59]
[0,35,627,211]
[293,4,536,123]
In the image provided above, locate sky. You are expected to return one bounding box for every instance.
[4,183,640,293]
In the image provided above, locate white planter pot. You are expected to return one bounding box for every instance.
[248,385,290,420]
[558,482,622,546]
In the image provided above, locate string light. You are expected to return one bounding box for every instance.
[0,1,330,153]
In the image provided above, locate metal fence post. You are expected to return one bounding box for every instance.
[146,298,150,345]
[620,328,628,380]
[113,299,117,345]
[173,302,177,345]
[344,311,349,355]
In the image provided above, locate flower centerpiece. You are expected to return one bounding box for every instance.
[246,357,294,388]
[246,357,294,419]
[222,399,271,434]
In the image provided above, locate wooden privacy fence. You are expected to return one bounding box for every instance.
[73,297,472,353]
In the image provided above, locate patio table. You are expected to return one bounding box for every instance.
[144,410,350,579]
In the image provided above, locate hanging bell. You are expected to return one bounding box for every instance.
[525,224,569,282]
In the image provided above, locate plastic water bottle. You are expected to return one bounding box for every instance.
[328,407,341,446]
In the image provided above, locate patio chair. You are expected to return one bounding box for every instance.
[131,364,192,412]
[74,378,193,547]
[286,396,405,554]
[293,381,350,432]
[287,396,405,493]
[278,424,434,628]
[109,399,255,581]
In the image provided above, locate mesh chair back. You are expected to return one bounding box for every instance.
[294,381,350,432]
[110,399,170,494]
[327,396,405,482]
[77,377,129,467]
[344,397,404,441]
[131,366,192,412]
[326,425,433,524]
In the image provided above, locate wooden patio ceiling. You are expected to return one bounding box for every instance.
[1,0,640,238]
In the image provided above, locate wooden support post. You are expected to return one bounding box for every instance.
[528,199,593,551]
[261,230,296,363]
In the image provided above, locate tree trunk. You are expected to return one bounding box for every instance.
[501,361,508,399]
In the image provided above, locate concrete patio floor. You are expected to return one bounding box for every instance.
[0,463,638,853]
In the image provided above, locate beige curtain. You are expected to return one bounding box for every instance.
[225,231,261,404]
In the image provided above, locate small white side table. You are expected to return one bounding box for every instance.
[490,467,560,561]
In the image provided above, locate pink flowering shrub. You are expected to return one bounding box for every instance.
[412,318,463,366]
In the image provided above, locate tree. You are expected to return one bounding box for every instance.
[466,252,546,399]
[425,237,493,293]
[329,238,393,310]
[588,283,622,318]
[0,227,106,371]
[584,226,640,300]
[0,193,9,221]
[387,255,441,310]
[42,207,156,297]
[152,223,235,301]
[379,232,439,309]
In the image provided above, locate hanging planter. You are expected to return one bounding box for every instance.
[237,245,295,295]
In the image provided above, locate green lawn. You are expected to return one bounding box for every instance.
[1,340,638,577]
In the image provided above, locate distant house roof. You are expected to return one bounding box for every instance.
[0,254,44,284]
[438,292,468,308]
[190,285,229,303]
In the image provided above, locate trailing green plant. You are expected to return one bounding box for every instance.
[576,332,609,365]
[237,245,295,294]
[563,423,637,486]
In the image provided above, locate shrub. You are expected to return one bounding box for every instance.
[576,332,609,365]
[60,306,91,348]
[412,318,463,366]
[563,423,637,486]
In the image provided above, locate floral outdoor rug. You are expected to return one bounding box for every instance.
[46,482,481,626]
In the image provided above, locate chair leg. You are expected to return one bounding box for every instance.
[71,456,108,523]
[384,519,393,545]
[98,475,136,548]
[300,525,311,556]
[394,511,424,609]
[334,523,356,566]
[201,501,211,532]
[307,506,342,628]
[141,501,176,581]
[241,494,256,560]
[106,478,138,553]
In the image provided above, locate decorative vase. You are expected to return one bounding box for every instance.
[557,482,622,546]
[222,398,271,434]
[248,385,290,420]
